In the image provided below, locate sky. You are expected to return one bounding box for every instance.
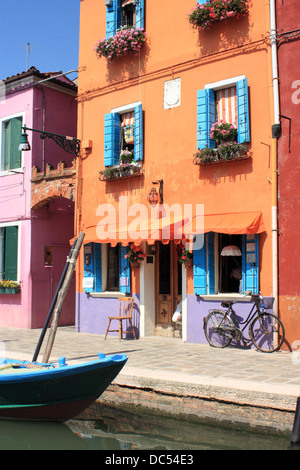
[0,0,81,81]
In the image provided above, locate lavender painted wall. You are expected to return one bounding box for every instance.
[187,295,273,347]
[76,293,140,339]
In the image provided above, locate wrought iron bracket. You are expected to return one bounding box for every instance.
[23,126,81,157]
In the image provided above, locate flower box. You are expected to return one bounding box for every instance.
[99,163,143,181]
[189,0,248,30]
[95,26,146,61]
[193,144,250,166]
[0,283,21,294]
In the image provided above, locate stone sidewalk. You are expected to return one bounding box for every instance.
[1,325,300,431]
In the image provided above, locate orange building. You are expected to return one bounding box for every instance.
[75,0,279,345]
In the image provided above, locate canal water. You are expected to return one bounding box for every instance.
[0,404,298,451]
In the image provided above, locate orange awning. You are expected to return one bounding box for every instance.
[185,211,265,235]
[71,211,265,246]
[71,213,187,247]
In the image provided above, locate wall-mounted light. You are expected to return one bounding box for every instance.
[18,125,81,157]
[147,179,163,205]
[105,0,113,6]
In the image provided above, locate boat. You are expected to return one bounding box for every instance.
[0,353,127,422]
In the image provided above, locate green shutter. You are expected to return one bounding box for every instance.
[4,226,18,281]
[4,117,22,171]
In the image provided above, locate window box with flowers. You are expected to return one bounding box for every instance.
[193,121,250,165]
[189,0,248,30]
[95,26,146,62]
[125,244,146,268]
[0,280,21,294]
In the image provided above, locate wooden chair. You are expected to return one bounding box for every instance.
[104,297,136,341]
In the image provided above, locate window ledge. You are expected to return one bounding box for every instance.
[198,294,252,302]
[89,292,127,298]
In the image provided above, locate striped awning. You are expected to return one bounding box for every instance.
[122,0,135,7]
[121,111,135,127]
[216,86,237,124]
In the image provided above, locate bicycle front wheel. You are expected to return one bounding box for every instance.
[250,313,285,353]
[204,310,232,348]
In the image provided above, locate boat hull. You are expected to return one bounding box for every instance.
[0,354,127,422]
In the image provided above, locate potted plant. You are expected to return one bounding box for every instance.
[218,142,248,161]
[95,26,146,61]
[189,0,248,30]
[175,243,193,268]
[120,149,134,164]
[125,243,146,268]
[193,147,218,165]
[210,121,237,146]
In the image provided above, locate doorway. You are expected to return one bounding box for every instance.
[155,242,182,336]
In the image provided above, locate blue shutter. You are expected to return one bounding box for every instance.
[94,244,102,292]
[104,113,120,166]
[106,0,121,38]
[83,243,95,293]
[134,104,143,161]
[242,235,259,294]
[197,0,207,3]
[135,0,145,29]
[193,236,207,295]
[197,88,215,149]
[237,78,250,143]
[207,232,215,294]
[119,245,130,294]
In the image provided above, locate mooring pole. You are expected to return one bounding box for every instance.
[42,232,85,363]
[32,239,78,362]
[291,397,300,445]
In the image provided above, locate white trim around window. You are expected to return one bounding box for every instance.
[0,111,26,175]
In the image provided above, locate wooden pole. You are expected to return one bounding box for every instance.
[42,232,85,363]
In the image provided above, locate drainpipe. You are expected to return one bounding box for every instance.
[269,0,280,340]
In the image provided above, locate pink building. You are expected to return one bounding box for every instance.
[0,67,77,328]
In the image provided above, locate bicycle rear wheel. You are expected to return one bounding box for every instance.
[250,313,285,353]
[204,310,232,348]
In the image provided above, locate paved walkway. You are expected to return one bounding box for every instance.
[1,325,300,416]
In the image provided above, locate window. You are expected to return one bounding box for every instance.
[197,76,250,149]
[1,116,22,171]
[121,0,135,27]
[107,245,120,291]
[0,226,19,281]
[83,243,130,294]
[106,0,144,38]
[193,233,259,295]
[104,103,143,166]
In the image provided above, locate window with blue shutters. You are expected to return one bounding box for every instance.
[197,77,250,150]
[193,233,259,295]
[83,243,130,294]
[104,103,143,167]
[106,0,145,39]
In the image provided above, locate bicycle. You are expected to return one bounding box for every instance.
[203,292,285,353]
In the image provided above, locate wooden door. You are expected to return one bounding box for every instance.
[155,242,182,327]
